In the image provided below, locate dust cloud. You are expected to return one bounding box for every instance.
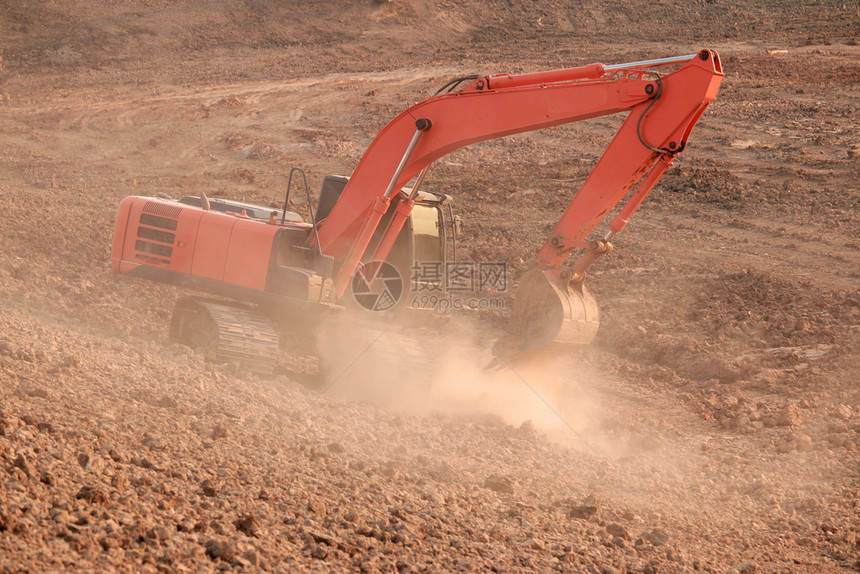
[312,311,605,450]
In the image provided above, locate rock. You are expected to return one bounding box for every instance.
[0,512,18,533]
[518,420,537,439]
[606,523,630,539]
[77,453,90,468]
[204,538,238,561]
[212,423,228,439]
[40,470,59,487]
[76,486,109,505]
[733,561,758,573]
[328,442,345,454]
[20,414,38,426]
[57,356,79,371]
[242,549,262,568]
[828,433,850,448]
[201,479,217,497]
[568,495,600,519]
[13,454,33,477]
[307,499,328,515]
[776,404,802,427]
[154,395,178,409]
[24,388,49,399]
[130,473,153,488]
[645,528,670,546]
[234,514,260,537]
[111,472,129,491]
[483,474,515,494]
[308,529,356,555]
[50,509,71,523]
[836,404,854,421]
[795,434,813,452]
[776,439,795,453]
[380,463,398,479]
[99,536,120,551]
[390,506,410,521]
[422,490,445,505]
[146,525,172,543]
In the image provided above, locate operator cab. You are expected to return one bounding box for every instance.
[313,175,455,287]
[267,174,457,310]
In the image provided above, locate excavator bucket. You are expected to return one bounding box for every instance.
[492,268,600,361]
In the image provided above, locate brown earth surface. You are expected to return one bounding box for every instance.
[1,1,859,572]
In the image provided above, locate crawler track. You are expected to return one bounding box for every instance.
[169,298,279,374]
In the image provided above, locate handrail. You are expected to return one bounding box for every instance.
[283,167,324,256]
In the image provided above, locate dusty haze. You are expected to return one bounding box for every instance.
[1,0,858,572]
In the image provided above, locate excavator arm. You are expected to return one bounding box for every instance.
[315,50,723,358]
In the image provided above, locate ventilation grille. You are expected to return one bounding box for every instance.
[134,206,179,265]
[143,200,182,219]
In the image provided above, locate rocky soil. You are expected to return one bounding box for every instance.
[1,0,858,572]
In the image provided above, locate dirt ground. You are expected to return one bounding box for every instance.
[1,1,859,572]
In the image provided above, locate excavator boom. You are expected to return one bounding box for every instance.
[314,50,723,357]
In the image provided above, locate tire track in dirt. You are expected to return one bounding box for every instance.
[0,67,459,118]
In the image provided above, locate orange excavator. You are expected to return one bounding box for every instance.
[111,50,723,372]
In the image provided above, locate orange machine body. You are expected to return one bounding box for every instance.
[111,196,305,294]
